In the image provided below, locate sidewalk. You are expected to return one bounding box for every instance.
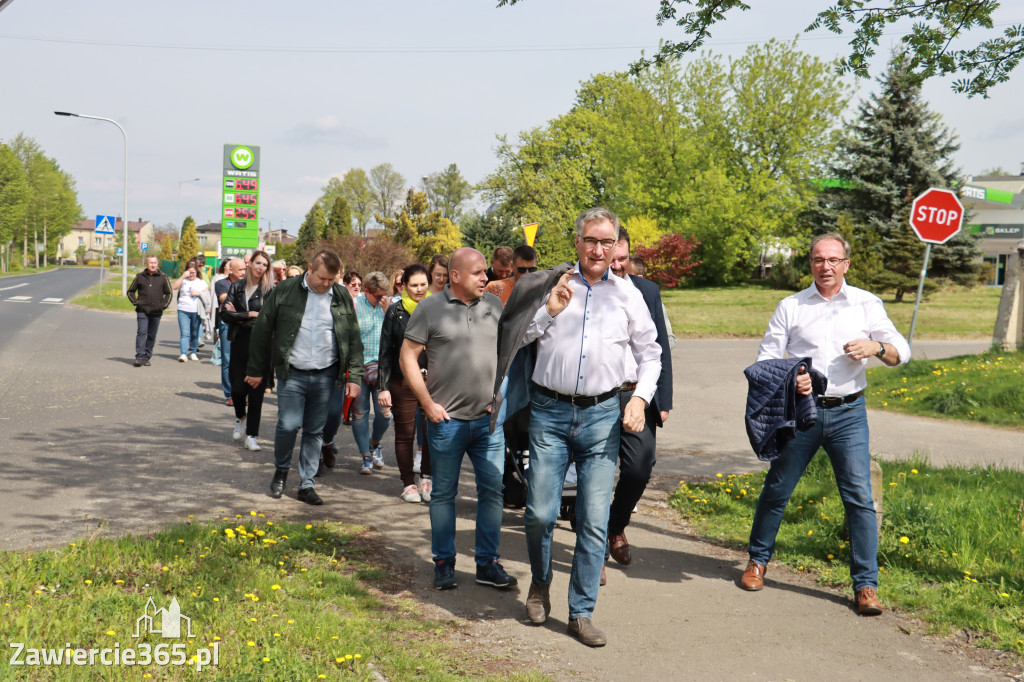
[0,309,1016,680]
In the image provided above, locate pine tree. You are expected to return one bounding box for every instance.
[326,196,353,239]
[177,216,199,269]
[829,54,979,300]
[158,235,174,262]
[292,202,327,266]
[378,189,462,263]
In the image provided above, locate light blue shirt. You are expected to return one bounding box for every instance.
[288,275,338,370]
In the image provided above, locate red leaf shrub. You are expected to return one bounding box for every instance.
[635,233,701,288]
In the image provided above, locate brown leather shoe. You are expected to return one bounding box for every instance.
[856,586,883,615]
[321,441,336,469]
[608,533,632,566]
[567,618,607,647]
[526,581,550,625]
[739,561,767,591]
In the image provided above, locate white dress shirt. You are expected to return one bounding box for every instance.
[757,281,911,397]
[288,276,338,371]
[525,265,661,403]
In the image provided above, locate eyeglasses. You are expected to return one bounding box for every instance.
[581,237,616,250]
[517,266,538,274]
[811,257,848,268]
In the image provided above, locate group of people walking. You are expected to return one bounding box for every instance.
[126,205,909,649]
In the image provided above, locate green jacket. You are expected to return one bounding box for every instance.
[246,275,364,388]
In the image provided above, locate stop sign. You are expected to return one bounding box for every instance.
[909,188,964,244]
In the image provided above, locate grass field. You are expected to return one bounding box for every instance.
[71,279,135,312]
[0,515,544,681]
[663,284,1002,339]
[670,456,1024,655]
[0,264,60,278]
[866,348,1024,429]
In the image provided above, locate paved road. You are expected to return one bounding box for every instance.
[0,303,1015,680]
[0,268,103,351]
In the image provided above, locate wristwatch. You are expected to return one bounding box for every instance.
[876,342,886,358]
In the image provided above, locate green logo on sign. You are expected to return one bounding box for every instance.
[231,146,254,169]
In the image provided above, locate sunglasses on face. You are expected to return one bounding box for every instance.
[517,266,538,273]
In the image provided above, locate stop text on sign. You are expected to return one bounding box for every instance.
[913,205,961,226]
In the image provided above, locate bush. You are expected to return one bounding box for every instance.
[635,233,701,288]
[319,235,415,276]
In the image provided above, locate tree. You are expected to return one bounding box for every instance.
[177,216,199,267]
[292,202,327,266]
[377,189,462,263]
[158,234,174,262]
[460,207,522,255]
[338,169,374,236]
[423,163,473,221]
[322,234,415,278]
[825,54,979,300]
[0,143,29,274]
[368,163,406,221]
[498,0,1024,97]
[326,195,353,239]
[635,233,702,288]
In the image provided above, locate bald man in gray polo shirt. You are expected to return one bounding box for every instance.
[401,247,517,592]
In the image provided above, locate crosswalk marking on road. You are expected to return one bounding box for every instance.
[0,296,65,305]
[40,298,64,304]
[6,296,31,302]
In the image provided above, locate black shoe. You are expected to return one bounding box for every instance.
[475,560,518,588]
[142,359,151,366]
[133,360,143,367]
[297,487,323,506]
[322,442,336,469]
[315,458,325,478]
[434,558,457,590]
[269,469,287,499]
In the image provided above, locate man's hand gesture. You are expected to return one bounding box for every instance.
[545,271,574,317]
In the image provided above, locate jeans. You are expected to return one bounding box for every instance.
[351,379,392,455]
[218,320,232,399]
[525,390,620,621]
[135,311,161,361]
[273,364,339,491]
[427,414,505,566]
[177,310,200,355]
[748,396,878,591]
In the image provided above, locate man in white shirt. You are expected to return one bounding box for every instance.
[496,207,661,647]
[741,232,911,616]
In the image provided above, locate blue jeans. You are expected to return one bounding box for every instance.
[273,365,339,491]
[525,391,620,621]
[218,320,232,398]
[427,414,505,566]
[177,310,200,355]
[351,379,392,455]
[748,396,878,591]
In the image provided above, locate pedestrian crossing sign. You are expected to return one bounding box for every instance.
[95,215,116,235]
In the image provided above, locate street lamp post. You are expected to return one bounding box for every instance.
[178,177,200,235]
[54,111,129,296]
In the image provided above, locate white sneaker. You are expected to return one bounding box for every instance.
[233,420,245,441]
[178,354,187,362]
[189,353,199,362]
[371,443,385,469]
[401,484,422,503]
[412,449,422,474]
[243,436,261,452]
[419,477,432,503]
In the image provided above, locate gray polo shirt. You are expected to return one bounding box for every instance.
[404,286,502,421]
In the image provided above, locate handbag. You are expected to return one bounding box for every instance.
[364,361,380,388]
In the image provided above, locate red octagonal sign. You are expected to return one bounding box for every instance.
[910,188,964,244]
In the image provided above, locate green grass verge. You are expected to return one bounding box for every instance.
[70,280,135,312]
[663,284,1001,339]
[669,456,1024,654]
[0,514,545,680]
[0,265,61,278]
[867,348,1024,429]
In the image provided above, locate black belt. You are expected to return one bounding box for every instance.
[534,383,619,408]
[817,390,864,408]
[288,361,338,374]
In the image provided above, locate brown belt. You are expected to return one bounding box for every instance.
[816,390,864,408]
[619,382,637,392]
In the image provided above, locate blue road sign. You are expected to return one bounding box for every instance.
[116,247,124,256]
[141,242,149,251]
[95,215,116,235]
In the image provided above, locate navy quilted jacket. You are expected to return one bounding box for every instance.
[743,357,828,462]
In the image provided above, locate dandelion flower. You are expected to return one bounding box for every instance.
[106,630,115,635]
[910,469,918,474]
[247,641,255,647]
[305,524,313,530]
[262,657,270,662]
[271,584,281,590]
[827,554,834,560]
[807,530,813,536]
[899,537,909,544]
[85,580,92,584]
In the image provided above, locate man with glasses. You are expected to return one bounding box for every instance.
[485,244,538,305]
[740,232,910,616]
[350,271,394,474]
[492,207,661,647]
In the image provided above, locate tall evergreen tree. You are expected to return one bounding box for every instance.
[828,54,979,300]
[292,202,327,266]
[326,196,353,239]
[424,163,472,221]
[377,189,461,263]
[177,216,199,268]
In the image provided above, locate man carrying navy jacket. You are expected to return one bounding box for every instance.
[741,232,910,616]
[604,228,673,569]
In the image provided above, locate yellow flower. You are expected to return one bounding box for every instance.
[213,598,219,602]
[271,584,281,590]
[807,530,813,536]
[910,469,918,474]
[106,630,115,635]
[84,580,92,584]
[250,511,257,516]
[162,567,169,572]
[246,641,255,647]
[336,657,344,663]
[827,554,834,560]
[715,473,722,478]
[899,537,909,544]
[305,524,313,530]
[115,580,124,584]
[262,657,270,662]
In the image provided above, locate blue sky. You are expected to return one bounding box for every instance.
[2,0,1022,236]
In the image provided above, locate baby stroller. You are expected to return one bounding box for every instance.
[503,410,577,531]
